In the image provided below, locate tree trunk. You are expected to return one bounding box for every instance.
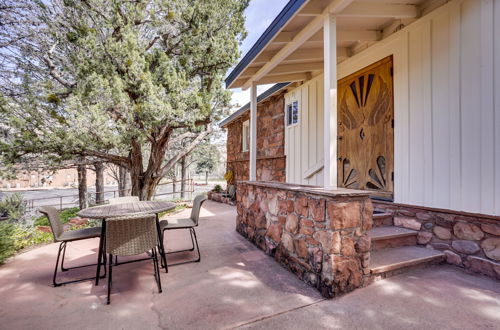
[128,127,212,200]
[205,171,208,185]
[180,156,186,199]
[94,162,104,204]
[118,165,130,196]
[77,163,87,209]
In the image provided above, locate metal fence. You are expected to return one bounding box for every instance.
[25,179,195,210]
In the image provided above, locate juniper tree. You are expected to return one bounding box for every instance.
[0,0,246,199]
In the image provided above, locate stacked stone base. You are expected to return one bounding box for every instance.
[207,191,236,206]
[236,181,373,298]
[374,201,500,280]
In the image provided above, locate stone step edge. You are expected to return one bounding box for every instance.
[370,250,445,274]
[370,227,417,241]
[373,212,392,219]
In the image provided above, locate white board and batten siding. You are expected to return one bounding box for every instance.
[284,75,324,186]
[284,0,500,216]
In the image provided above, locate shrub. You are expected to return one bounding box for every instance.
[213,184,222,193]
[0,222,16,264]
[0,193,26,221]
[11,224,53,250]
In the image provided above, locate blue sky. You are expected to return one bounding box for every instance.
[230,0,289,107]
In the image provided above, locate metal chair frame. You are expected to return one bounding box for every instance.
[38,206,105,287]
[106,247,162,305]
[53,240,106,287]
[160,194,206,267]
[103,214,163,305]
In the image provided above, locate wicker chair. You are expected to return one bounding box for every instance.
[159,194,207,266]
[38,206,103,287]
[108,196,140,204]
[105,214,162,305]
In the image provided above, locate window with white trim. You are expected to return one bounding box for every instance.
[286,101,299,126]
[242,120,250,152]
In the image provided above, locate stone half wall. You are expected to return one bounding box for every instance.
[374,201,500,280]
[225,93,286,184]
[236,181,373,298]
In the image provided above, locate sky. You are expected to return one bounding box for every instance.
[229,0,290,108]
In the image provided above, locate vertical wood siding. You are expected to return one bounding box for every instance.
[284,0,499,216]
[284,75,324,185]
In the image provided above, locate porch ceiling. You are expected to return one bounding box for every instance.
[227,0,440,90]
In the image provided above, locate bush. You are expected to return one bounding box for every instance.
[11,224,53,250]
[34,207,80,226]
[213,184,222,193]
[0,193,26,221]
[0,222,16,264]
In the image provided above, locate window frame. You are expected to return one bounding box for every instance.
[286,100,299,127]
[242,120,250,152]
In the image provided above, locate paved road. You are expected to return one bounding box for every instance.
[0,181,222,209]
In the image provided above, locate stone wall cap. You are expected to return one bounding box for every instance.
[240,181,370,198]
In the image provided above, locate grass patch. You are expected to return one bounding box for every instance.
[158,204,188,218]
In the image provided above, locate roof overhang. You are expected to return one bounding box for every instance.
[219,82,291,128]
[226,0,437,90]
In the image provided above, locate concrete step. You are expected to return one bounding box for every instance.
[373,211,393,227]
[370,246,445,276]
[369,226,418,250]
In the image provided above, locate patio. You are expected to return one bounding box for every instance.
[0,201,498,329]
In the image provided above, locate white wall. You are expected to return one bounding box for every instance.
[285,0,500,216]
[284,75,324,186]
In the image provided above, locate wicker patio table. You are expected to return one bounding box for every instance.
[78,200,176,284]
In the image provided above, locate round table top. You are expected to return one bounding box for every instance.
[78,200,176,219]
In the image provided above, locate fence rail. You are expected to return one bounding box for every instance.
[25,179,195,211]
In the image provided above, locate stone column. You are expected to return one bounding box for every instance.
[236,182,372,298]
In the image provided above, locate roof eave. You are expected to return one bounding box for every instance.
[219,82,291,128]
[225,0,308,89]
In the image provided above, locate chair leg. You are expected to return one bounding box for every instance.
[96,223,106,285]
[159,230,169,273]
[53,242,65,287]
[156,215,168,273]
[152,248,162,293]
[107,253,113,305]
[60,242,68,271]
[164,228,196,255]
[191,228,201,263]
[52,241,103,287]
[163,228,201,267]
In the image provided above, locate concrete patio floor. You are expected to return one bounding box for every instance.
[0,201,498,329]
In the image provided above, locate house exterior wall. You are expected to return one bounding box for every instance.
[284,75,325,186]
[226,93,286,184]
[283,0,500,216]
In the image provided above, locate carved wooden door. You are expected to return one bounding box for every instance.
[337,56,394,197]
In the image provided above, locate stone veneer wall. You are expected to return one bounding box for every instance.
[236,181,373,298]
[374,201,500,280]
[226,93,286,183]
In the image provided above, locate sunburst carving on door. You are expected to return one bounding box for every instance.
[337,56,394,197]
[341,158,359,189]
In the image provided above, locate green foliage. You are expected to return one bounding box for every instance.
[0,0,248,199]
[10,224,53,250]
[0,193,26,221]
[35,207,79,226]
[192,143,221,175]
[213,184,222,193]
[0,221,53,264]
[0,222,16,264]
